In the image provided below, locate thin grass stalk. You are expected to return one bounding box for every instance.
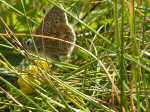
[119,0,129,111]
[142,1,149,111]
[114,0,120,48]
[129,1,136,111]
[129,0,141,111]
[20,0,39,56]
[114,0,122,109]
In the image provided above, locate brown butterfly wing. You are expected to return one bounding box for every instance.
[32,6,75,59]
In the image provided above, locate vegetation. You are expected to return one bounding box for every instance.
[0,0,150,111]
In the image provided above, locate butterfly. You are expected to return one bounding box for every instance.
[23,6,76,60]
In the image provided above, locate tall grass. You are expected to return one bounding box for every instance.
[0,0,149,111]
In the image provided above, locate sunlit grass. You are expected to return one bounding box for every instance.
[0,0,150,111]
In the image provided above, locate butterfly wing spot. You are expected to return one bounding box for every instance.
[25,39,33,48]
